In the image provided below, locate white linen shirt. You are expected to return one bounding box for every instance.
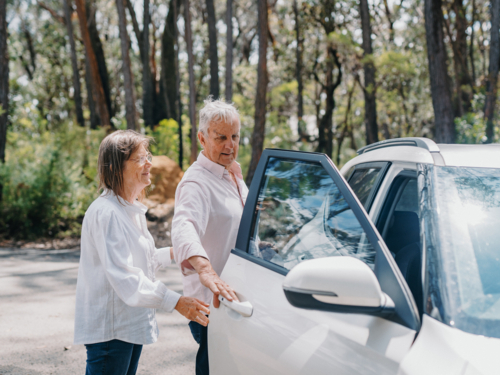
[74,193,181,345]
[172,152,248,304]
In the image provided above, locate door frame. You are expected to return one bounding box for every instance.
[232,149,420,331]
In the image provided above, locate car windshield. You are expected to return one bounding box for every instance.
[420,164,500,338]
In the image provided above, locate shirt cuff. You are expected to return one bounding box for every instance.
[155,247,172,268]
[175,242,210,276]
[161,288,182,313]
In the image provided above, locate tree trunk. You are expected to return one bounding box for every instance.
[452,0,472,113]
[0,0,6,203]
[0,0,8,170]
[206,0,219,98]
[185,0,197,164]
[225,0,233,102]
[159,0,178,123]
[85,59,99,129]
[293,0,306,141]
[246,0,268,185]
[86,0,113,118]
[126,0,145,61]
[484,0,500,143]
[360,0,378,144]
[63,0,85,127]
[424,0,455,143]
[142,0,155,126]
[116,0,137,130]
[174,0,182,168]
[315,47,341,158]
[382,0,394,44]
[336,82,356,166]
[470,0,476,86]
[75,0,110,126]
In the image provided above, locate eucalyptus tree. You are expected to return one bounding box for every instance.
[116,0,137,130]
[75,0,110,126]
[225,0,233,102]
[246,0,268,184]
[484,0,500,143]
[360,0,378,144]
[185,0,197,164]
[206,0,219,98]
[424,0,455,143]
[0,0,8,179]
[62,0,84,127]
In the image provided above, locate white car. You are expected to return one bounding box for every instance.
[208,138,500,374]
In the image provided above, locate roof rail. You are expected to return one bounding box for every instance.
[357,137,440,155]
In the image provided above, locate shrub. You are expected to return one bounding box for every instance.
[0,123,105,239]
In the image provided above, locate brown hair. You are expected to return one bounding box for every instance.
[98,130,151,203]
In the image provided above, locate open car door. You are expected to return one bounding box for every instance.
[208,149,420,375]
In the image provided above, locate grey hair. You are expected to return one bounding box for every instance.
[198,97,240,135]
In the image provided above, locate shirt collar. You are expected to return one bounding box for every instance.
[104,190,148,214]
[197,151,243,180]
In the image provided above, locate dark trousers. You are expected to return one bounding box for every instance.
[85,339,142,375]
[189,321,209,375]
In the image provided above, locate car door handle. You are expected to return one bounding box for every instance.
[218,295,253,317]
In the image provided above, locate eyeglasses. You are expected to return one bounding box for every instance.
[132,153,153,166]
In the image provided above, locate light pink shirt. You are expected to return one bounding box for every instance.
[172,152,248,304]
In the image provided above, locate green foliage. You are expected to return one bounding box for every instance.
[0,123,105,239]
[455,114,488,144]
[147,119,180,161]
[376,51,416,78]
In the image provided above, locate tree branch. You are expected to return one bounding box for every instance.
[37,1,66,25]
[126,0,144,61]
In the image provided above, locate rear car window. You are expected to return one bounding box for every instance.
[348,168,382,209]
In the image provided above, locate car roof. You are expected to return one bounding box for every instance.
[342,138,500,171]
[437,144,500,168]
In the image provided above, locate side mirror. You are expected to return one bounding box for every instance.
[283,256,395,316]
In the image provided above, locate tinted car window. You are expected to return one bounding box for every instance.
[395,178,419,214]
[348,168,381,209]
[248,157,376,271]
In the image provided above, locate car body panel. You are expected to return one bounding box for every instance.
[209,252,415,375]
[208,149,419,374]
[438,144,500,168]
[399,315,500,375]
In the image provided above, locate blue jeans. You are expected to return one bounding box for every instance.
[85,339,143,375]
[189,321,209,375]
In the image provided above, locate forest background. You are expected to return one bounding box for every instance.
[0,0,499,240]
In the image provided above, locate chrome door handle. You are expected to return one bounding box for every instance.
[218,295,253,317]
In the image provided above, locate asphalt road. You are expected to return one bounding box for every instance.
[0,248,197,375]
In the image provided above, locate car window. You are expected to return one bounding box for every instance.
[395,178,419,214]
[248,157,376,271]
[348,168,382,209]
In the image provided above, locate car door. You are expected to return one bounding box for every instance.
[208,149,420,375]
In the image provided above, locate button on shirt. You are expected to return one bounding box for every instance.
[172,152,248,304]
[74,193,181,345]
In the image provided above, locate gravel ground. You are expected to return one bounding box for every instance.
[0,248,197,375]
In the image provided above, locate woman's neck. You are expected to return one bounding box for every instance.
[120,185,142,204]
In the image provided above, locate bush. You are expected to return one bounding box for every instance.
[0,123,105,239]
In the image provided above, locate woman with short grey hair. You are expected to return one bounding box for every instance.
[74,130,209,375]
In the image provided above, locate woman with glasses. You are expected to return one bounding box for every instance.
[74,130,209,375]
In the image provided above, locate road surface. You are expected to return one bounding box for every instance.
[0,248,197,374]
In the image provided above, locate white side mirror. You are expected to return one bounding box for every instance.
[283,256,395,316]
